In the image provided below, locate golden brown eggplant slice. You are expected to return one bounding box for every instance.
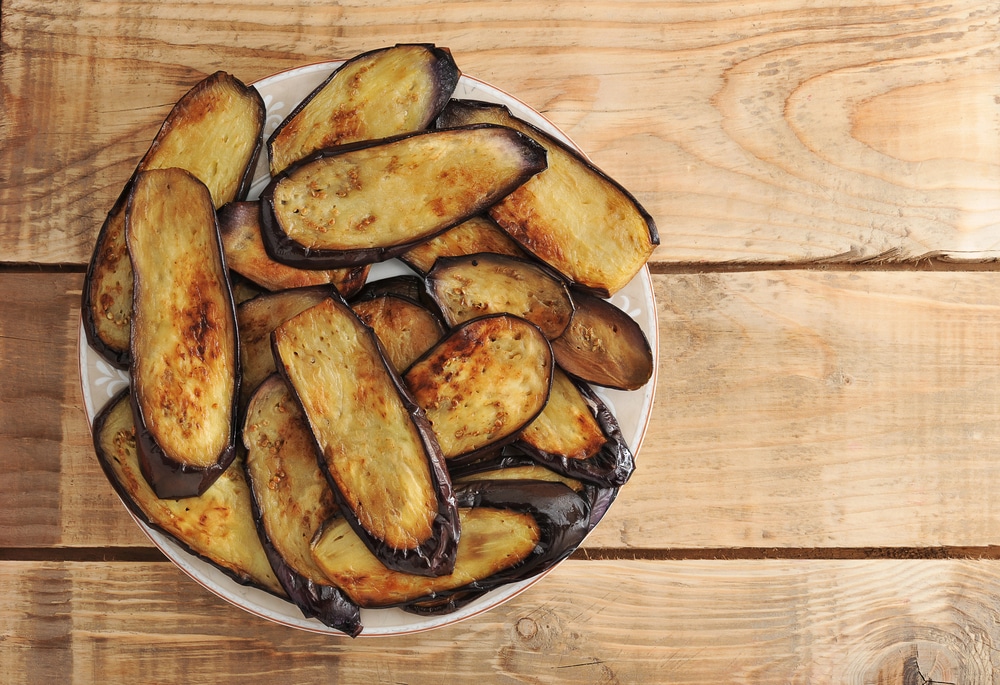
[311,479,590,609]
[92,389,284,596]
[552,289,654,391]
[516,370,636,487]
[236,286,334,415]
[437,99,658,297]
[403,314,554,462]
[351,293,445,373]
[219,201,370,295]
[271,296,459,576]
[243,375,363,636]
[259,125,547,269]
[399,214,527,275]
[127,168,240,499]
[426,252,574,340]
[83,72,265,367]
[268,43,461,175]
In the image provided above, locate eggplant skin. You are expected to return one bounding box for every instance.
[271,296,460,577]
[259,125,548,269]
[399,214,527,276]
[268,43,461,175]
[92,389,285,597]
[127,168,241,499]
[243,375,363,637]
[82,72,265,368]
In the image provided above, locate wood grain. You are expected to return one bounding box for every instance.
[2,0,997,266]
[3,558,1000,683]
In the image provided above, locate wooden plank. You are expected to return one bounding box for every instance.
[2,0,998,265]
[3,558,1000,683]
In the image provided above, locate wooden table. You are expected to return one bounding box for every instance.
[3,0,1000,681]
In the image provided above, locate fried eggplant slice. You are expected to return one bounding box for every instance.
[403,314,554,462]
[127,168,240,499]
[311,480,589,609]
[92,389,283,596]
[552,289,654,391]
[516,369,636,487]
[426,252,574,340]
[236,286,334,415]
[437,99,658,297]
[271,296,459,576]
[243,375,363,636]
[268,43,461,175]
[219,201,370,295]
[83,72,265,367]
[351,293,445,373]
[399,214,527,275]
[259,125,547,269]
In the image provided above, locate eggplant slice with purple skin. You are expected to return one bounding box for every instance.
[403,314,554,463]
[399,214,527,276]
[271,296,460,577]
[93,389,285,597]
[426,252,575,340]
[259,125,547,269]
[311,479,590,610]
[218,201,370,296]
[268,43,461,176]
[436,99,658,297]
[127,168,241,499]
[243,374,363,637]
[83,71,265,368]
[351,293,446,373]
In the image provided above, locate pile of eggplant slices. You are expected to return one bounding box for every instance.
[83,44,658,637]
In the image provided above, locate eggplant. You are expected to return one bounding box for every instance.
[268,43,461,175]
[351,293,446,373]
[399,214,527,275]
[83,71,265,367]
[552,289,654,391]
[127,168,241,499]
[436,99,658,297]
[236,286,334,416]
[271,296,459,576]
[515,369,636,487]
[218,201,370,296]
[403,314,554,462]
[425,252,575,340]
[243,375,363,637]
[92,389,284,596]
[259,125,547,269]
[310,479,590,609]
[450,450,588,494]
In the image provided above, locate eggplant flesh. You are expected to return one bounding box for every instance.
[552,289,654,391]
[426,252,574,340]
[272,296,459,576]
[260,125,547,269]
[268,43,461,175]
[436,99,657,297]
[243,375,363,636]
[351,293,445,373]
[399,214,527,275]
[403,314,554,462]
[92,390,284,596]
[127,167,240,499]
[219,201,370,295]
[311,480,589,609]
[83,71,265,367]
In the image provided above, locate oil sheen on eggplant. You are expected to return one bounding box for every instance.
[268,43,461,175]
[310,480,590,609]
[259,125,547,269]
[83,71,265,367]
[271,296,459,576]
[436,99,658,297]
[243,375,363,636]
[127,168,241,499]
[92,389,284,596]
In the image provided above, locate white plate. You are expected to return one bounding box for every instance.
[79,61,658,637]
